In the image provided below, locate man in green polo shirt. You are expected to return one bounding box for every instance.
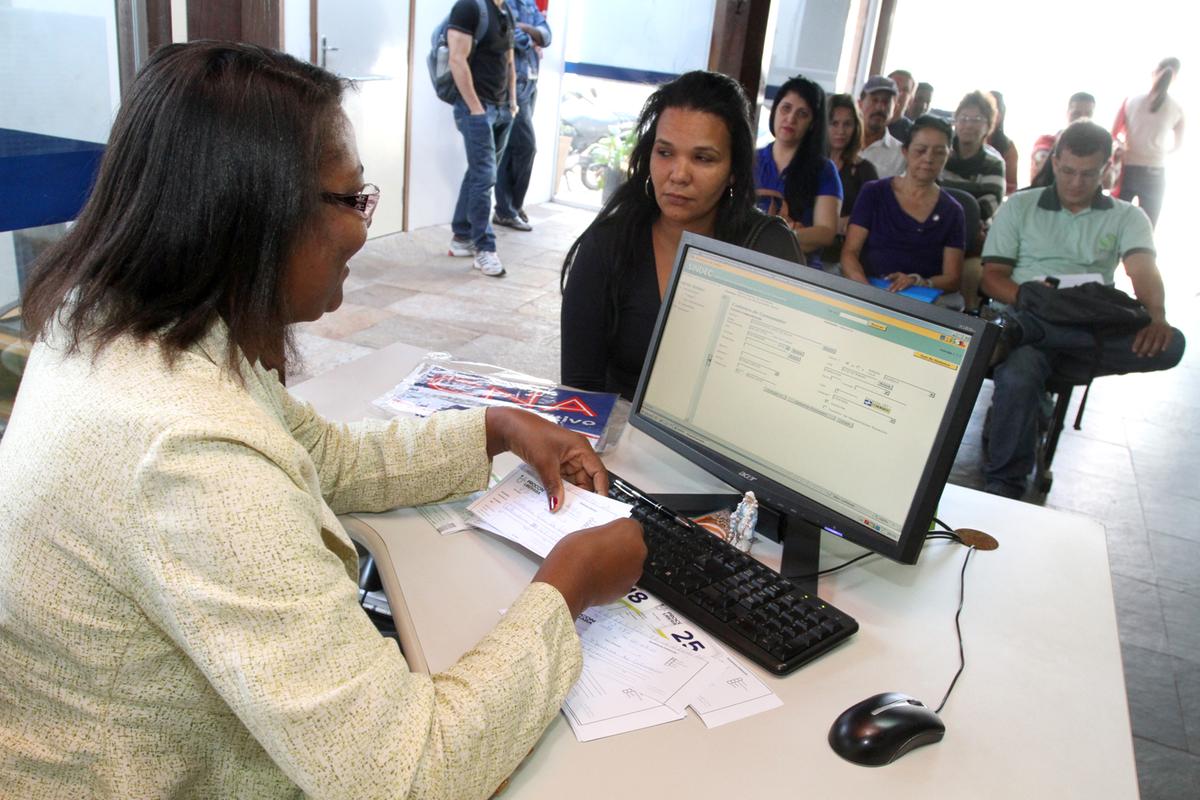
[979,120,1185,499]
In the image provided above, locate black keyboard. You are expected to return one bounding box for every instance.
[608,474,858,675]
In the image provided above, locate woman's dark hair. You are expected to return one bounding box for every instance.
[1150,57,1181,112]
[907,115,953,148]
[21,40,346,375]
[987,90,1010,153]
[827,93,864,166]
[770,75,830,220]
[954,90,998,134]
[560,71,758,294]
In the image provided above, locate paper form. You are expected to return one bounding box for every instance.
[576,614,721,714]
[689,657,784,728]
[467,465,780,736]
[599,591,783,728]
[563,613,718,741]
[466,465,631,557]
[416,487,491,536]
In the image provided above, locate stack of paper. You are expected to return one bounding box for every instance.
[467,466,783,741]
[564,611,716,740]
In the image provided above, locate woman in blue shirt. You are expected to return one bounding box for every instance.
[754,75,843,268]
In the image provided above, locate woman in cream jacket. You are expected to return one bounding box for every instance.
[0,41,644,799]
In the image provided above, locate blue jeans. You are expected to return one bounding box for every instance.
[985,312,1186,491]
[495,82,537,219]
[452,101,514,252]
[1118,165,1166,228]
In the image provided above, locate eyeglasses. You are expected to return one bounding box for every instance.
[321,183,380,224]
[955,115,988,126]
[1055,165,1104,181]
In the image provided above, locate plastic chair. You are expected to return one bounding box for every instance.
[941,187,981,254]
[942,188,984,310]
[983,368,1094,496]
[1034,375,1094,494]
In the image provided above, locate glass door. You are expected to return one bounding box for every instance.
[317,0,410,238]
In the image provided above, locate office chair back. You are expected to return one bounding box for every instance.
[942,187,981,255]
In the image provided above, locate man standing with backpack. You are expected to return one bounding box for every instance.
[446,0,518,277]
[493,0,551,233]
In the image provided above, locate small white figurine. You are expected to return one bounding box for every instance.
[728,491,759,553]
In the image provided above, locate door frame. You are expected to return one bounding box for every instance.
[309,0,417,233]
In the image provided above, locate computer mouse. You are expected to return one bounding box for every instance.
[828,692,945,766]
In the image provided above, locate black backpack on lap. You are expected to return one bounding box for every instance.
[1015,282,1151,338]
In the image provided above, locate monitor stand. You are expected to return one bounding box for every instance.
[647,492,824,595]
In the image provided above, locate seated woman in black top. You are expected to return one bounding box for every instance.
[560,71,801,400]
[823,93,879,267]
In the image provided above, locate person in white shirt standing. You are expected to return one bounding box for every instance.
[1113,57,1185,228]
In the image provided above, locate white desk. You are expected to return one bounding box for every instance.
[291,341,1139,799]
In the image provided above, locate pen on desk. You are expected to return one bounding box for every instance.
[611,476,697,531]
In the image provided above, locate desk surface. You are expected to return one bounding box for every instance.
[291,342,1139,799]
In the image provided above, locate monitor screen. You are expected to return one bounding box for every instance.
[630,234,996,567]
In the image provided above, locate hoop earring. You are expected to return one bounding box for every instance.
[644,177,654,199]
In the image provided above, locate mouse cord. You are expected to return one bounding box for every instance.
[933,543,976,714]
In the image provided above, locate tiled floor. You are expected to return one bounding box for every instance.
[293,200,1200,799]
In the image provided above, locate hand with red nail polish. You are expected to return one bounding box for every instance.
[484,407,610,512]
[533,519,646,617]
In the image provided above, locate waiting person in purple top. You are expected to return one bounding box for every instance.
[841,115,965,301]
[754,75,842,269]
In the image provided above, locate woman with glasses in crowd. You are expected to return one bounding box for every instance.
[1,41,645,799]
[823,93,879,269]
[840,115,966,305]
[753,74,843,270]
[560,70,802,401]
[941,90,1007,227]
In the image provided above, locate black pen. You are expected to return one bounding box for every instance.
[611,475,697,530]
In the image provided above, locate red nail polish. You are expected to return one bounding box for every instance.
[550,495,559,511]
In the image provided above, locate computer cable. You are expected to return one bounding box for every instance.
[932,540,975,714]
[793,529,964,581]
[800,519,978,713]
[825,519,994,764]
[922,516,981,712]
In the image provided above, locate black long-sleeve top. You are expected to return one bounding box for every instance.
[560,216,800,400]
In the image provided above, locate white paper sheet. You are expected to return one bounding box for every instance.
[416,488,491,536]
[563,613,719,741]
[468,466,780,737]
[599,591,783,728]
[466,465,631,557]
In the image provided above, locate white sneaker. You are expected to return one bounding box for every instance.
[473,250,506,277]
[448,236,474,257]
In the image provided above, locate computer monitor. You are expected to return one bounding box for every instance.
[629,233,997,587]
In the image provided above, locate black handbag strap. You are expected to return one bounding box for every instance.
[741,211,804,265]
